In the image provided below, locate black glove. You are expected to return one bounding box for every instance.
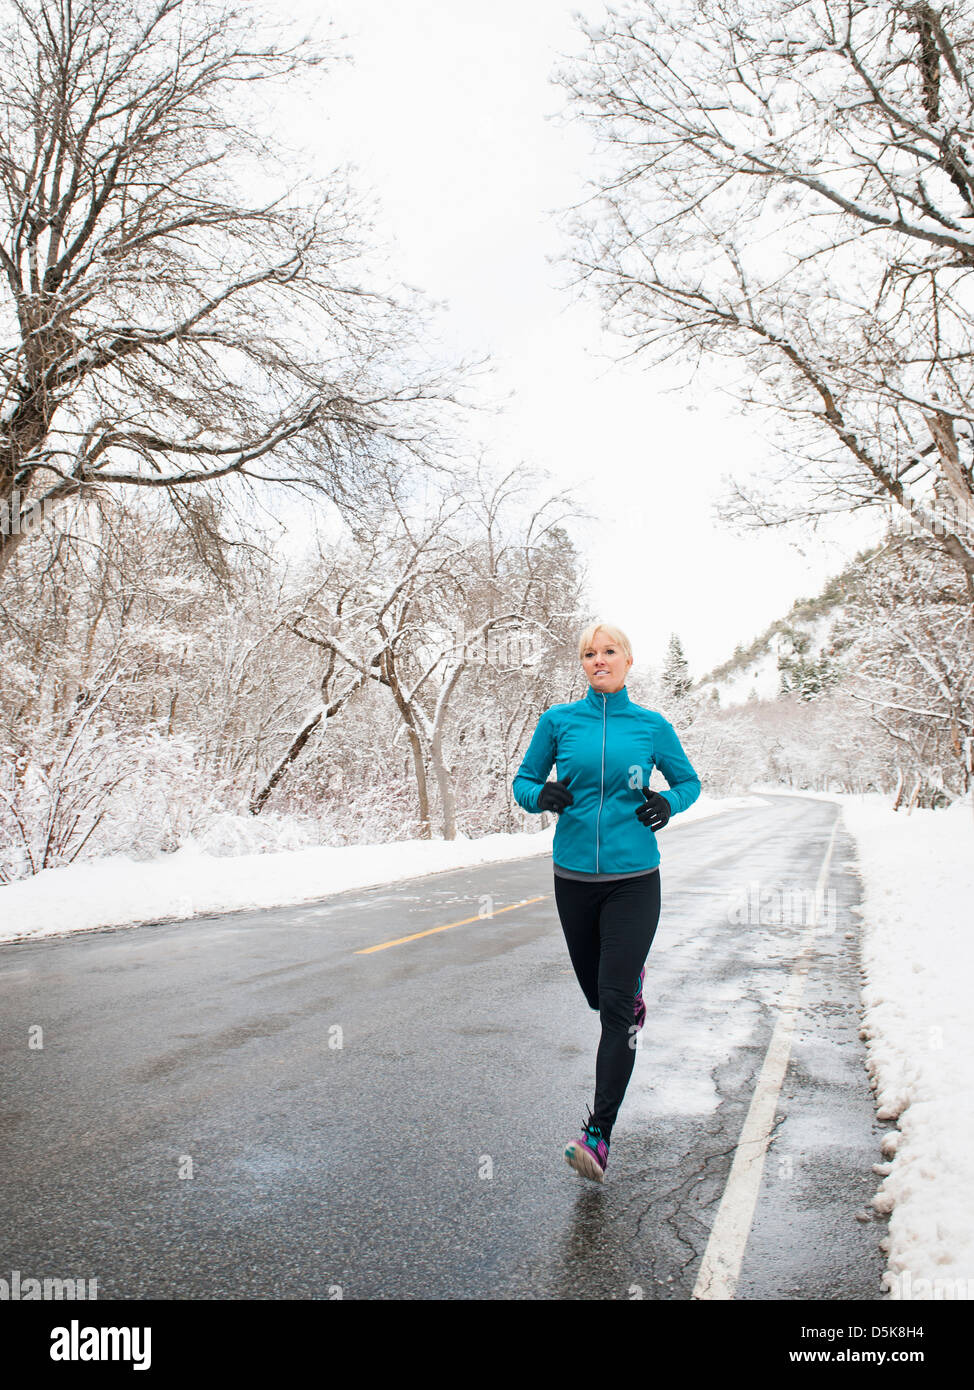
[636,788,671,831]
[539,776,574,814]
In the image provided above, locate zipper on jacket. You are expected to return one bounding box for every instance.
[596,692,606,871]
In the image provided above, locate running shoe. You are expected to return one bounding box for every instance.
[634,966,646,1031]
[564,1112,610,1183]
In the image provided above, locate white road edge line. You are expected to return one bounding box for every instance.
[691,810,841,1300]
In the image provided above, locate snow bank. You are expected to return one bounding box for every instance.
[0,791,744,944]
[0,829,553,943]
[838,794,974,1298]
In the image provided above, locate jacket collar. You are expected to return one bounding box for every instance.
[584,682,631,711]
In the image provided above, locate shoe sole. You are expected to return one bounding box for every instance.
[565,1141,605,1183]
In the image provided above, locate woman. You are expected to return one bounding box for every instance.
[512,621,701,1182]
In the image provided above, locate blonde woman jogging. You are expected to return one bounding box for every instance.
[513,622,701,1182]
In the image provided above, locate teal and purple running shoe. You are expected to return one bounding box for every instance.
[564,1112,610,1183]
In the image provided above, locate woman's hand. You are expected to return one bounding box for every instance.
[636,788,671,831]
[539,776,574,813]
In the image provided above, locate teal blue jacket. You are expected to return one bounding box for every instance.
[512,684,701,873]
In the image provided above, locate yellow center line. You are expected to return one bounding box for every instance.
[353,895,549,955]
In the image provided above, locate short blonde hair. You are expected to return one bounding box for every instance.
[577,621,633,662]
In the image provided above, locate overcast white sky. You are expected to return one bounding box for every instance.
[265,0,881,676]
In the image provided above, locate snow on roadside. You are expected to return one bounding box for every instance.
[837,793,974,1299]
[0,791,746,945]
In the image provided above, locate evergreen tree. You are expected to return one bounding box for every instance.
[662,633,692,700]
[777,626,842,702]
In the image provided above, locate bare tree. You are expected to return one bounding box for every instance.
[273,464,583,837]
[0,0,458,579]
[559,1,974,594]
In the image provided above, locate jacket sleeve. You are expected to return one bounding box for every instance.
[512,709,557,814]
[654,717,701,816]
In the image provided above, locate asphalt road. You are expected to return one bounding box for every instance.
[0,794,890,1300]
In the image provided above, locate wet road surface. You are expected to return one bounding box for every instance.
[0,794,889,1299]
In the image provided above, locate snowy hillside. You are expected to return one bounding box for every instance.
[697,589,849,708]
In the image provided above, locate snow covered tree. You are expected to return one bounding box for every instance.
[559,1,974,597]
[266,463,585,839]
[0,490,238,877]
[661,632,692,700]
[0,0,458,580]
[776,626,844,701]
[833,534,974,806]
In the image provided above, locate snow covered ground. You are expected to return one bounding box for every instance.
[837,793,974,1301]
[1,784,970,1300]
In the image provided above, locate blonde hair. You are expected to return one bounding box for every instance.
[577,621,633,662]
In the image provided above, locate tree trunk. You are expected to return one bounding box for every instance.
[405,725,432,839]
[430,729,456,840]
[892,766,905,810]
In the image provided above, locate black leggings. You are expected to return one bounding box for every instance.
[554,871,662,1141]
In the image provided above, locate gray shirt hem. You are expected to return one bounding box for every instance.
[553,864,659,882]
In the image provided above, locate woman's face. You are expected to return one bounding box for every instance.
[581,630,632,694]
